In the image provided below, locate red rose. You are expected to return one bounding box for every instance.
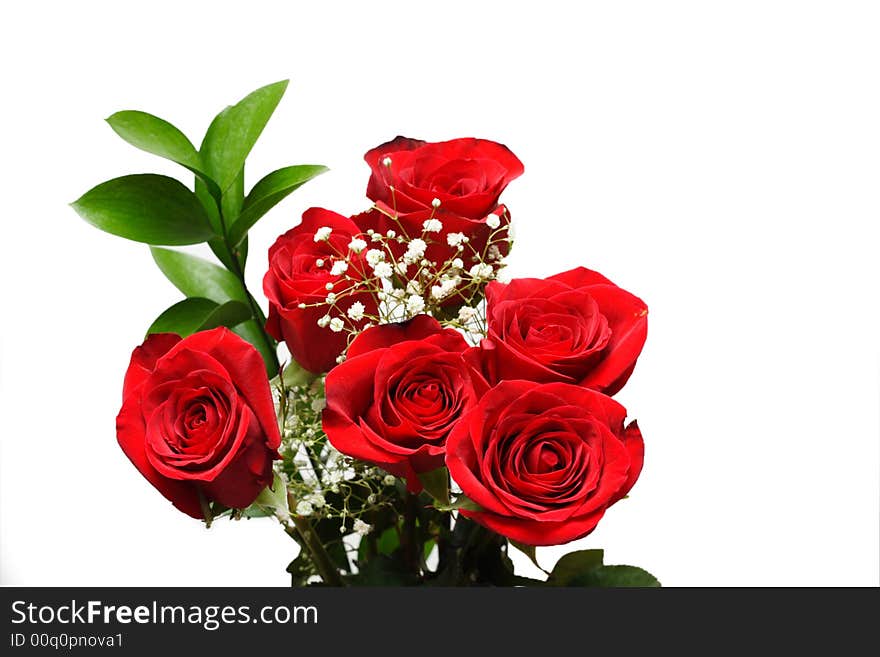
[322,315,488,490]
[445,380,643,546]
[116,328,282,518]
[364,136,524,218]
[476,267,648,395]
[263,207,376,373]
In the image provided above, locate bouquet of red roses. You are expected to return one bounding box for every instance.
[73,81,657,587]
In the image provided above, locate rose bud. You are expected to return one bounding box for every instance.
[116,328,282,518]
[445,380,644,546]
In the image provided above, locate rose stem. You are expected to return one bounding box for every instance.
[400,491,420,576]
[286,494,345,587]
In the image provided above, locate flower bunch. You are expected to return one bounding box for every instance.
[74,81,658,586]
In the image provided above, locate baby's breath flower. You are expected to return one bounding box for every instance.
[295,500,314,516]
[373,261,393,279]
[431,276,460,300]
[347,301,365,321]
[406,280,422,296]
[394,261,408,276]
[447,232,466,247]
[310,397,326,413]
[325,282,334,291]
[353,519,372,536]
[348,237,367,253]
[486,213,501,230]
[406,294,426,314]
[330,260,349,276]
[469,263,494,281]
[431,198,441,208]
[383,474,396,486]
[329,317,345,332]
[458,306,477,322]
[451,257,464,270]
[366,249,385,267]
[313,226,332,242]
[423,218,443,233]
[315,258,325,268]
[386,229,396,239]
[317,314,331,328]
[382,156,392,167]
[325,292,337,304]
[307,493,326,508]
[404,240,427,264]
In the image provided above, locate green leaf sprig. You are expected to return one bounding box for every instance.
[71,80,327,375]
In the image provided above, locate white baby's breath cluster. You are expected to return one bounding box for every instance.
[301,204,511,354]
[270,374,396,535]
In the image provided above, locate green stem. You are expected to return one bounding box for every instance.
[400,492,420,576]
[216,203,279,373]
[286,495,345,587]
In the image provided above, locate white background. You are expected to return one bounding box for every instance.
[1,1,878,586]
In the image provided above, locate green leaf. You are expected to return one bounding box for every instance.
[233,320,279,377]
[281,360,315,388]
[509,540,546,573]
[145,298,251,338]
[220,167,245,242]
[229,165,329,246]
[71,174,215,245]
[150,247,248,303]
[376,526,400,557]
[432,494,482,513]
[149,248,276,373]
[199,300,252,331]
[195,169,246,272]
[570,565,661,588]
[201,80,289,192]
[238,234,249,267]
[417,467,450,507]
[107,111,200,167]
[546,549,605,586]
[106,111,221,199]
[286,553,314,587]
[251,472,289,515]
[207,237,237,272]
[195,178,222,234]
[348,555,418,586]
[146,297,216,336]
